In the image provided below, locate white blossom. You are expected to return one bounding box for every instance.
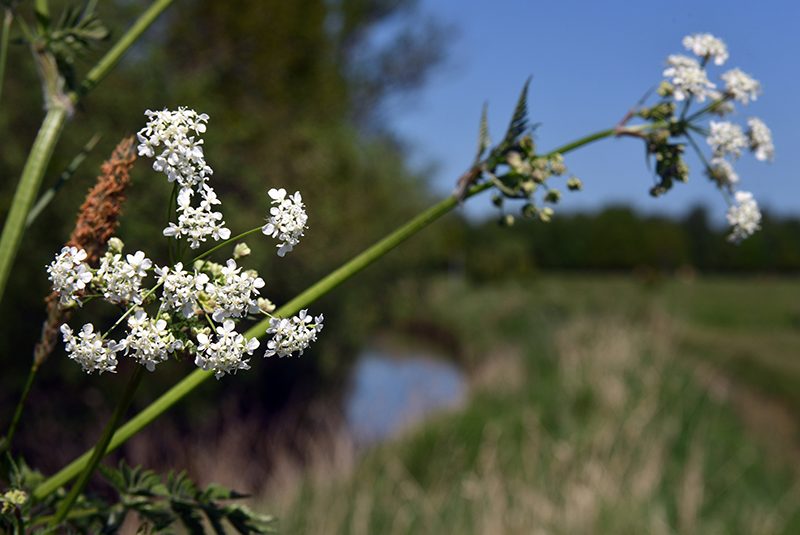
[195,320,259,379]
[747,117,774,162]
[264,309,323,358]
[156,262,210,317]
[706,121,747,159]
[136,107,212,188]
[726,191,761,242]
[60,323,120,374]
[163,185,231,249]
[96,250,152,305]
[707,158,739,186]
[262,188,308,256]
[721,68,760,105]
[119,310,181,372]
[663,55,717,102]
[47,247,93,305]
[206,259,265,321]
[682,33,729,65]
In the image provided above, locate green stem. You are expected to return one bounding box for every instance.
[2,363,38,453]
[32,123,635,500]
[0,106,68,304]
[194,226,263,262]
[26,133,102,227]
[0,1,175,306]
[0,8,12,104]
[50,366,144,527]
[72,0,175,101]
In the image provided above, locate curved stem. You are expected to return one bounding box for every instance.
[193,226,263,262]
[0,8,12,104]
[0,106,68,304]
[71,0,175,101]
[50,365,144,527]
[2,363,38,453]
[32,123,640,500]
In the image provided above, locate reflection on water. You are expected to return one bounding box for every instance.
[345,348,467,445]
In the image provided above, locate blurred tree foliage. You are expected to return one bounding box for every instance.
[0,0,453,472]
[459,206,800,281]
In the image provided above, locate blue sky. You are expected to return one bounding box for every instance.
[384,0,799,222]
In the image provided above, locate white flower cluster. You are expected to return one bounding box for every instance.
[262,188,308,257]
[60,323,120,374]
[137,108,230,249]
[682,33,729,65]
[722,68,760,104]
[655,34,775,242]
[156,262,210,318]
[119,310,182,372]
[663,55,717,102]
[96,250,152,305]
[707,121,747,159]
[747,117,774,162]
[137,107,212,188]
[50,108,324,379]
[726,191,761,242]
[195,320,259,379]
[206,259,265,321]
[264,309,324,358]
[47,247,93,305]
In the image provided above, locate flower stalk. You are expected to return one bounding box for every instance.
[32,124,638,500]
[0,0,175,306]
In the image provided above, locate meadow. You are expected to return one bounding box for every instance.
[262,274,800,534]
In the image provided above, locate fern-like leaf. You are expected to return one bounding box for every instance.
[502,77,531,147]
[473,102,491,164]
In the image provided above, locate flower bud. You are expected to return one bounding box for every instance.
[107,237,124,254]
[233,242,251,259]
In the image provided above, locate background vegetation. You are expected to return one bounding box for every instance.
[0,1,797,532]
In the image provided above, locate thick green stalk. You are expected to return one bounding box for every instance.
[2,363,38,453]
[0,106,68,303]
[73,0,174,100]
[33,124,635,500]
[51,366,144,526]
[0,1,175,306]
[0,8,12,104]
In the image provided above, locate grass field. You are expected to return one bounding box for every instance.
[260,275,800,534]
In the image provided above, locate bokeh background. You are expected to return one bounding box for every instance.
[1,0,798,532]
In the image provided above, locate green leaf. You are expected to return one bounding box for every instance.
[473,102,491,164]
[502,77,531,147]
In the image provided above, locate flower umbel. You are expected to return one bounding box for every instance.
[682,33,729,65]
[264,310,324,358]
[47,247,93,306]
[726,191,761,242]
[262,188,308,256]
[60,323,120,374]
[195,320,259,379]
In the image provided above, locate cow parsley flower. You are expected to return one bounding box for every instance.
[137,107,212,188]
[60,323,120,374]
[206,259,265,321]
[706,158,739,187]
[682,33,729,65]
[747,117,774,162]
[726,191,761,242]
[163,185,231,248]
[48,246,94,305]
[195,320,259,379]
[262,188,308,257]
[119,310,181,372]
[264,309,324,358]
[96,250,152,305]
[663,55,717,102]
[721,68,760,105]
[707,121,747,159]
[157,262,210,317]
